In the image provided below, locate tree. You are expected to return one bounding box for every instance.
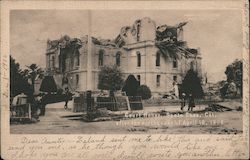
[39,76,57,93]
[122,75,140,96]
[155,25,189,60]
[98,65,124,95]
[156,43,182,60]
[181,69,204,99]
[224,59,242,96]
[23,64,44,95]
[136,85,152,99]
[10,56,31,97]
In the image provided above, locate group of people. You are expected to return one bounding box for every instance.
[180,93,195,111]
[172,82,196,112]
[12,80,195,122]
[29,87,72,121]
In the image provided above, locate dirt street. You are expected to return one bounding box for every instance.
[10,101,242,134]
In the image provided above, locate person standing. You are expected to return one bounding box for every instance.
[31,95,41,121]
[180,93,186,110]
[64,87,70,110]
[188,93,195,112]
[29,94,37,121]
[40,93,46,116]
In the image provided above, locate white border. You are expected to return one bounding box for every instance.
[1,1,249,159]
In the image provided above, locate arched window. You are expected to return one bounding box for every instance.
[50,55,55,68]
[137,51,141,67]
[62,75,68,85]
[116,52,121,66]
[156,75,161,86]
[156,52,160,66]
[98,50,104,66]
[173,75,177,82]
[137,24,140,42]
[137,75,141,85]
[76,74,79,85]
[76,51,80,67]
[173,57,178,68]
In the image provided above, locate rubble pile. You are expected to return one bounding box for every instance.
[47,35,118,54]
[203,82,222,100]
[205,101,242,112]
[155,22,198,59]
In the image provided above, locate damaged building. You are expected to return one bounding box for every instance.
[45,17,202,96]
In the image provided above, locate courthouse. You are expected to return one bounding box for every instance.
[45,17,202,96]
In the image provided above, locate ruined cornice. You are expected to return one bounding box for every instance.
[122,40,155,50]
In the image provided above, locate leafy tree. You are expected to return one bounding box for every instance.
[181,69,204,99]
[155,26,189,60]
[122,75,140,96]
[136,85,152,99]
[39,76,57,93]
[23,64,44,94]
[10,56,31,97]
[224,59,242,96]
[220,83,229,98]
[156,43,182,60]
[98,65,124,96]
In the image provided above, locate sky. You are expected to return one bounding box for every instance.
[10,10,242,82]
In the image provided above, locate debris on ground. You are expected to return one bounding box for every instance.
[205,101,242,112]
[93,117,112,122]
[128,126,148,132]
[220,128,242,134]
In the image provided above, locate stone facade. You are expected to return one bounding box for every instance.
[45,17,202,96]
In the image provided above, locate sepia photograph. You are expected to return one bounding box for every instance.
[9,9,243,134]
[1,1,249,159]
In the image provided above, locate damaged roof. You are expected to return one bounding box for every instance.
[47,35,118,53]
[47,35,82,53]
[46,19,198,58]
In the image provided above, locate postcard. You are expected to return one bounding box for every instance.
[1,0,249,159]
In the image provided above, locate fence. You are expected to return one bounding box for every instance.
[73,96,84,112]
[96,97,117,111]
[73,94,143,112]
[115,96,130,111]
[128,96,143,110]
[95,96,143,111]
[72,93,94,112]
[10,104,32,121]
